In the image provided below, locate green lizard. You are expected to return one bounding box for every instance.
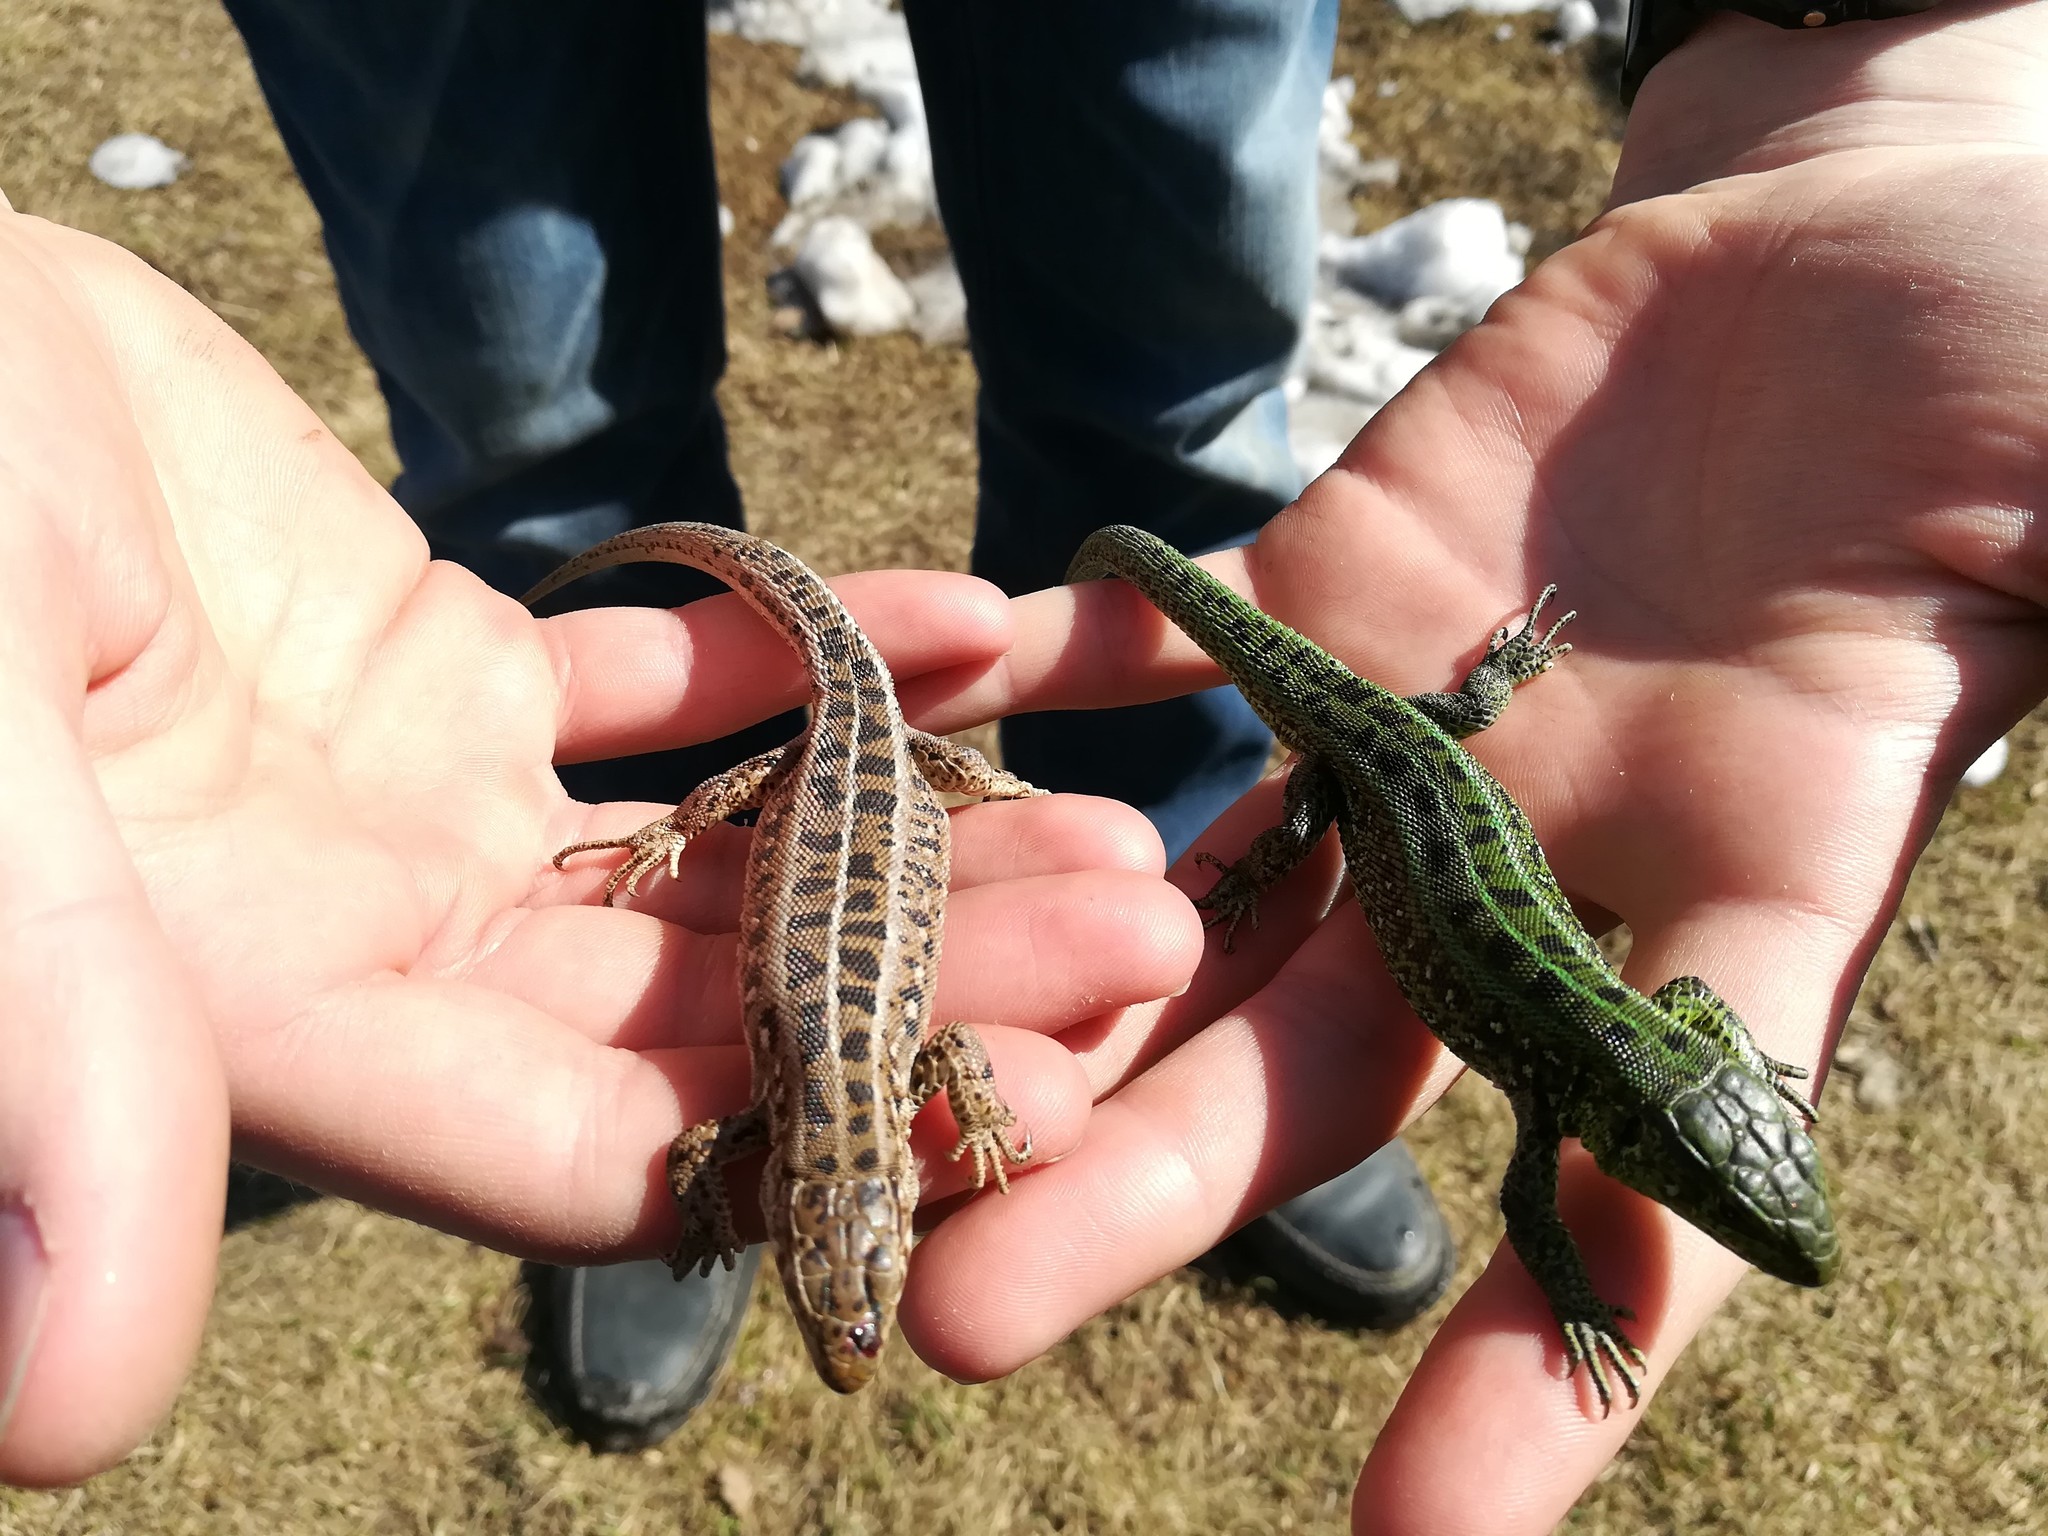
[1066,525,1839,1414]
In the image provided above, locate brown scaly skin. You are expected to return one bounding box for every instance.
[524,523,1038,1393]
[1068,525,1839,1416]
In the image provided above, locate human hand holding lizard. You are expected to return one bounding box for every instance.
[0,209,1199,1485]
[902,2,2048,1528]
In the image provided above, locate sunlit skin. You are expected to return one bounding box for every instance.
[896,5,2048,1530]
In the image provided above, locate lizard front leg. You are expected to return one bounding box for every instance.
[553,744,792,904]
[908,1021,1033,1193]
[1408,585,1575,740]
[1501,1093,1646,1417]
[1650,975,1818,1121]
[1194,755,1342,951]
[666,1105,772,1278]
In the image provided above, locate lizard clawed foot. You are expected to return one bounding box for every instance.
[1560,1314,1647,1418]
[666,1122,751,1278]
[1759,1054,1820,1122]
[666,1211,745,1280]
[949,1122,1034,1195]
[553,816,693,906]
[666,1176,746,1278]
[1192,851,1263,953]
[1486,584,1577,683]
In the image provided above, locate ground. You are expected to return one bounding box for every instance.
[1,3,2044,1532]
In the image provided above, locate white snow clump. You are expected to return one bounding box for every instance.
[794,216,917,337]
[89,133,189,190]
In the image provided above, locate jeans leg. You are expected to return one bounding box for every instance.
[224,0,794,802]
[906,0,1336,859]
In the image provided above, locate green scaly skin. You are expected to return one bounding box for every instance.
[1067,525,1840,1415]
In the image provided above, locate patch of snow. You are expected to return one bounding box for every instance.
[1288,388,1381,484]
[834,115,891,185]
[1391,0,1629,41]
[1961,737,2009,788]
[1551,0,1601,45]
[89,133,189,190]
[1321,197,1524,311]
[708,0,897,49]
[1396,293,1488,350]
[781,133,844,206]
[1287,83,1524,480]
[735,24,1522,474]
[793,216,916,336]
[904,257,968,347]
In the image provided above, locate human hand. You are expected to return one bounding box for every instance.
[0,209,1199,1486]
[898,5,2048,1528]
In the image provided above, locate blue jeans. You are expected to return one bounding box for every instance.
[223,0,1335,854]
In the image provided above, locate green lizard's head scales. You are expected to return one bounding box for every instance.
[777,1174,913,1393]
[1581,1063,1840,1287]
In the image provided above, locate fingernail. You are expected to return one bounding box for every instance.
[0,1204,50,1445]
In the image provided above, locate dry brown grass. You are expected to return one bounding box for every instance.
[2,4,2044,1532]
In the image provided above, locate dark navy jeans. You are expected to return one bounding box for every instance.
[222,0,1335,856]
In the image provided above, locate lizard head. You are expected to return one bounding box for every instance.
[1580,1062,1841,1288]
[775,1174,913,1393]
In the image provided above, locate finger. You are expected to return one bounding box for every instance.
[0,702,230,1487]
[0,702,225,1490]
[900,909,1462,1380]
[475,865,1204,1052]
[534,790,1168,930]
[1350,1164,1746,1536]
[900,567,1242,736]
[533,571,1018,763]
[228,975,1086,1263]
[1052,772,1347,1096]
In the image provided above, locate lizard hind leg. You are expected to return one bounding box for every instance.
[1500,1097,1647,1418]
[1193,755,1342,952]
[665,1106,772,1278]
[908,1022,1033,1193]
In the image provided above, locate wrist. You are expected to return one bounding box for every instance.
[1612,0,2048,203]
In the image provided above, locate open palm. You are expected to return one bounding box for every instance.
[905,9,2048,1529]
[0,214,1197,1485]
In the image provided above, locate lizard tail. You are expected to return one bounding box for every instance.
[1066,525,1358,703]
[520,521,887,703]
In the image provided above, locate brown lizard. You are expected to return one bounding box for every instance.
[524,523,1040,1392]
